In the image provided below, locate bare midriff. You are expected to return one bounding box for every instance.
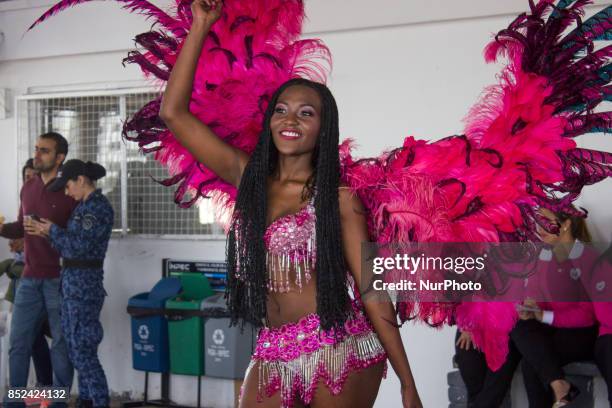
[265,267,318,327]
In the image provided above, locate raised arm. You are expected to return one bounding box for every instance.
[338,188,422,408]
[159,0,248,188]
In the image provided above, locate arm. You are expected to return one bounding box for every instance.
[339,188,422,408]
[0,259,12,276]
[0,203,25,240]
[546,302,596,328]
[6,261,24,280]
[159,0,248,188]
[41,207,113,258]
[522,297,596,328]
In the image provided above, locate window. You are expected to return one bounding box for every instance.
[17,89,224,238]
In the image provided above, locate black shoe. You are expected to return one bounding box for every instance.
[552,383,580,407]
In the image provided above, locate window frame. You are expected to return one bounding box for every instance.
[15,87,226,241]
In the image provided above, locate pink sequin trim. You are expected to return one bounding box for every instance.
[263,201,317,291]
[246,302,387,407]
[254,309,375,362]
[264,201,316,260]
[261,348,387,407]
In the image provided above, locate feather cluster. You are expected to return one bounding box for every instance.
[341,0,611,369]
[32,0,611,370]
[32,0,331,217]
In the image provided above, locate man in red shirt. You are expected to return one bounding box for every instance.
[0,132,76,408]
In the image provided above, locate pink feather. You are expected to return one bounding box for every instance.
[33,0,611,371]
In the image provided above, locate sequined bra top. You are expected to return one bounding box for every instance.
[263,199,316,293]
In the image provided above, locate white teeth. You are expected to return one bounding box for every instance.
[281,130,300,138]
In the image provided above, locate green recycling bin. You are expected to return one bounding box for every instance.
[166,273,213,375]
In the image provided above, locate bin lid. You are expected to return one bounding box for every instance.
[200,293,230,317]
[165,297,204,310]
[176,273,214,300]
[128,292,164,309]
[148,277,182,301]
[201,293,227,310]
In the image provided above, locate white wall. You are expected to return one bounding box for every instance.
[0,0,611,407]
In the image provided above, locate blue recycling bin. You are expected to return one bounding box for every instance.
[128,277,181,372]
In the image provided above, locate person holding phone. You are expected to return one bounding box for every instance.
[0,133,76,408]
[29,159,114,408]
[0,158,54,387]
[32,160,114,408]
[510,208,598,408]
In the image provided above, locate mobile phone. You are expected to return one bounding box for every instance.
[516,304,540,313]
[25,214,41,222]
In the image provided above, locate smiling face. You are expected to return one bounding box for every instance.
[269,85,322,157]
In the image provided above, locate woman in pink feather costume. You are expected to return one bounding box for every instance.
[158,1,421,407]
[28,0,612,403]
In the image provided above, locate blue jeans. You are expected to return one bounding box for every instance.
[4,278,73,408]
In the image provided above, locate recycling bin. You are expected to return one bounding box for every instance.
[127,277,181,372]
[166,273,214,375]
[202,293,255,379]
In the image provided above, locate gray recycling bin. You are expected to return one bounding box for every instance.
[202,293,254,379]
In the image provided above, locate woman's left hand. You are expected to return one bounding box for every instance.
[29,219,53,237]
[401,383,423,408]
[456,330,474,350]
[521,298,543,321]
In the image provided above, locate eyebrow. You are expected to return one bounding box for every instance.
[275,101,317,109]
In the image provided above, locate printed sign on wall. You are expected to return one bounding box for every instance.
[163,259,227,292]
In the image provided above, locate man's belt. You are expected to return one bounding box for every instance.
[61,258,104,269]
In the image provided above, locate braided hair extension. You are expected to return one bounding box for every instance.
[226,78,351,332]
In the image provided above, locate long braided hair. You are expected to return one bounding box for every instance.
[227,78,351,331]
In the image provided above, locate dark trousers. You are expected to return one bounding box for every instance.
[62,296,109,407]
[595,334,612,405]
[32,319,52,386]
[510,319,597,408]
[454,330,521,407]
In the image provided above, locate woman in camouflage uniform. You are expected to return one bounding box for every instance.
[31,159,113,408]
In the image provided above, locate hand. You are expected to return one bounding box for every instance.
[456,330,474,351]
[9,239,24,253]
[518,309,534,320]
[27,218,53,237]
[401,382,423,408]
[518,298,543,321]
[191,0,223,28]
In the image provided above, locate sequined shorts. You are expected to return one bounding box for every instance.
[242,306,387,408]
